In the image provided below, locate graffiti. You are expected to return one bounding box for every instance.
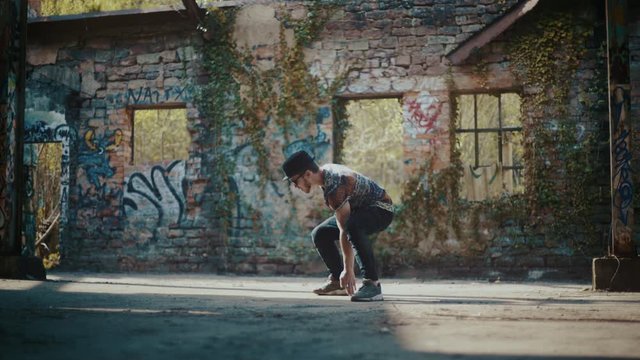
[403,91,443,136]
[610,83,634,254]
[5,73,17,186]
[107,85,193,106]
[283,107,331,159]
[24,121,75,143]
[613,129,632,225]
[78,128,123,191]
[123,160,186,227]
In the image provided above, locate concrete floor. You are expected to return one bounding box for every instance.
[0,272,639,360]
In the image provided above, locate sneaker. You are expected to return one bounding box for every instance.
[313,276,348,296]
[350,279,383,302]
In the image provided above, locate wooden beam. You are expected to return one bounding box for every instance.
[182,0,205,25]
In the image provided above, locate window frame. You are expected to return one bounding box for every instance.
[127,103,188,166]
[452,90,524,173]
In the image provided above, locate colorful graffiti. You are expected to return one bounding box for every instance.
[24,119,76,233]
[610,86,634,255]
[123,160,186,227]
[78,128,123,191]
[607,0,635,257]
[402,91,444,136]
[283,107,331,159]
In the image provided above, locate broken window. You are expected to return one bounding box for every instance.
[455,92,524,201]
[132,108,190,165]
[340,98,405,204]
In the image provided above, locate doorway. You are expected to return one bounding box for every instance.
[24,142,62,268]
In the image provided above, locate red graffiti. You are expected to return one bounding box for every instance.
[405,98,443,134]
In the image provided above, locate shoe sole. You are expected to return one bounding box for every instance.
[350,294,384,302]
[314,290,348,296]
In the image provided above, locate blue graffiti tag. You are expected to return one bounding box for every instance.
[78,128,122,190]
[613,129,633,225]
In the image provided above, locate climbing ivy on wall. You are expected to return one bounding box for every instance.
[506,6,604,249]
[195,3,349,236]
[195,7,242,235]
[377,4,605,273]
[39,0,185,15]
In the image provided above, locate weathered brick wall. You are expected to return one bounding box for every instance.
[23,0,625,277]
[454,2,610,275]
[305,0,519,173]
[26,14,227,271]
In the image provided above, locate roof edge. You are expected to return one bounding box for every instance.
[446,0,540,66]
[28,5,186,24]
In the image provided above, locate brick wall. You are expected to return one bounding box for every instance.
[23,0,630,278]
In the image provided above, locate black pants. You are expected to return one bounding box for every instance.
[310,206,393,281]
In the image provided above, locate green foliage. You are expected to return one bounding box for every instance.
[43,250,60,270]
[229,3,348,185]
[507,7,601,249]
[341,99,405,203]
[195,7,242,236]
[377,100,464,272]
[378,6,603,272]
[195,3,349,237]
[40,0,184,15]
[133,109,190,164]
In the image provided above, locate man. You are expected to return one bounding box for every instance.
[282,150,394,302]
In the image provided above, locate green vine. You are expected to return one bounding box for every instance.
[506,7,601,250]
[377,5,604,272]
[196,7,242,239]
[196,2,350,242]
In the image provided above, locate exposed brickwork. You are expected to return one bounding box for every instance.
[21,0,637,277]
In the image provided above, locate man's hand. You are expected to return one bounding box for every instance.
[340,269,357,296]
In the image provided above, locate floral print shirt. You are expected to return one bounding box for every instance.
[321,164,394,213]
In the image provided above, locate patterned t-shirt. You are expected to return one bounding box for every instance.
[321,164,394,213]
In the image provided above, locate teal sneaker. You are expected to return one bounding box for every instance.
[350,279,383,302]
[313,276,348,296]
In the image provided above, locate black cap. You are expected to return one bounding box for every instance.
[282,150,315,181]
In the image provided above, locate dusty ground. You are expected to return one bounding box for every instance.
[0,272,639,360]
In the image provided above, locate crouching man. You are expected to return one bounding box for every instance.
[282,150,394,301]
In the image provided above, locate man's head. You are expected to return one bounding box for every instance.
[282,150,319,193]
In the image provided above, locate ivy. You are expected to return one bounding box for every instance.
[195,3,351,240]
[377,5,604,273]
[506,6,602,250]
[195,7,242,238]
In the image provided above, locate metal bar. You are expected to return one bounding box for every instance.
[474,94,479,168]
[456,127,523,133]
[498,94,503,165]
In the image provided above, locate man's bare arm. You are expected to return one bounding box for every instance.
[335,201,356,295]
